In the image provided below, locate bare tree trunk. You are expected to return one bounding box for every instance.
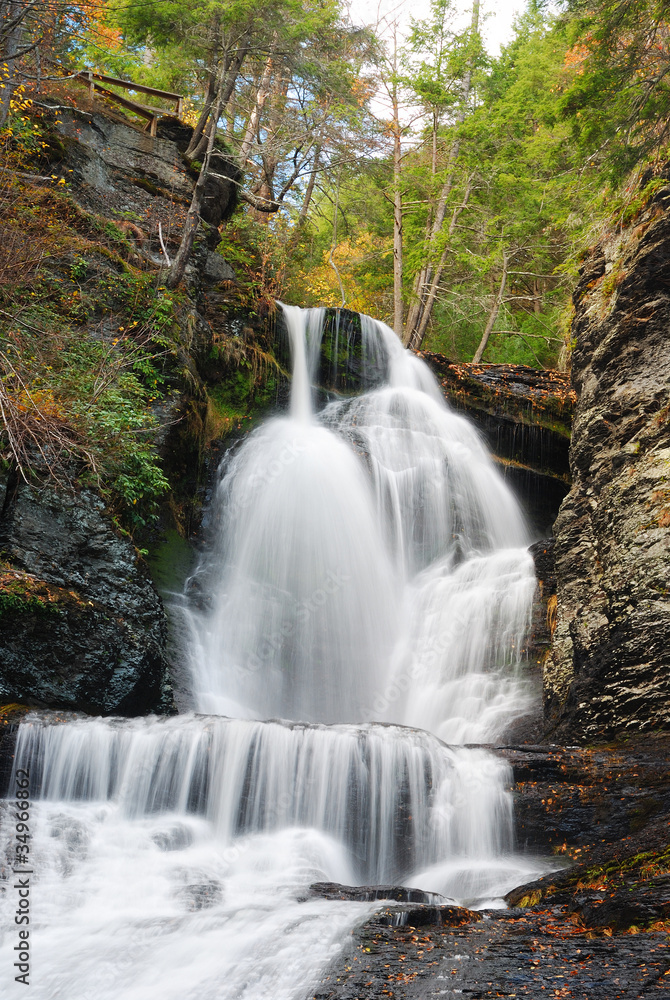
[238,36,277,166]
[404,0,480,347]
[406,176,473,351]
[403,154,458,340]
[186,17,224,156]
[392,82,403,339]
[166,92,224,289]
[297,145,321,224]
[188,41,248,159]
[247,69,289,221]
[0,0,27,127]
[329,174,345,307]
[285,143,322,253]
[225,87,236,141]
[278,140,316,203]
[186,67,217,157]
[472,248,509,364]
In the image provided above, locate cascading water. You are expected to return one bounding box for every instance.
[188,307,536,741]
[0,306,547,1000]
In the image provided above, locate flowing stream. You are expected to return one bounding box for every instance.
[1,307,546,999]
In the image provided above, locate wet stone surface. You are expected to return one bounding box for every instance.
[310,884,450,905]
[312,907,669,998]
[313,738,670,999]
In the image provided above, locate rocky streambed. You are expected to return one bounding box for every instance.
[3,705,666,996]
[311,739,670,999]
[311,904,668,998]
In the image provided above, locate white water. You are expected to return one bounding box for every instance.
[0,307,544,999]
[190,308,535,739]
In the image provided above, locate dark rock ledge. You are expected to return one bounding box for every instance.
[420,352,575,537]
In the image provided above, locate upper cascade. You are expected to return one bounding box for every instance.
[187,306,536,743]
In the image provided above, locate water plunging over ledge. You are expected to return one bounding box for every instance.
[188,306,536,742]
[0,306,546,1000]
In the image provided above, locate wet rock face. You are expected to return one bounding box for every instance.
[312,895,669,999]
[420,353,574,538]
[502,741,670,941]
[309,883,448,905]
[547,198,670,736]
[40,102,239,241]
[0,481,173,715]
[495,741,670,853]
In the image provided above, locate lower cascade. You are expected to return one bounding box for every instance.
[1,307,547,999]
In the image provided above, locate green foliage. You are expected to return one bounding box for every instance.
[0,180,184,532]
[70,255,88,281]
[560,1,670,180]
[215,213,297,305]
[16,0,670,376]
[289,5,600,365]
[2,302,173,525]
[0,591,56,617]
[0,561,61,618]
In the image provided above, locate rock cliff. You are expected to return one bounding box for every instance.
[547,184,670,736]
[0,478,172,714]
[0,99,278,715]
[420,353,574,537]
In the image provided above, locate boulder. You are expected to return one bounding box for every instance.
[0,478,173,715]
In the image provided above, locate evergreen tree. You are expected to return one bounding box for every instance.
[561,1,670,178]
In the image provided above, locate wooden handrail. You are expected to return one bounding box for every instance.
[68,69,184,134]
[84,81,161,134]
[77,71,183,104]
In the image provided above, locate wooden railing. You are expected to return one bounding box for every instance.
[73,70,184,136]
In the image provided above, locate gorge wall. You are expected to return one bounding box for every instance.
[547,182,670,737]
[0,479,173,715]
[419,352,573,538]
[0,98,282,715]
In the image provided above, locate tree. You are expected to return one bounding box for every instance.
[561,1,670,178]
[287,1,586,365]
[372,21,412,337]
[403,0,484,350]
[471,244,508,363]
[117,0,374,287]
[0,2,108,123]
[431,6,591,366]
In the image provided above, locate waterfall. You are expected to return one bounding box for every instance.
[0,306,546,1000]
[188,307,535,741]
[9,714,513,887]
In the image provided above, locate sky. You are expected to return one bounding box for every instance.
[348,0,525,55]
[347,0,526,123]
